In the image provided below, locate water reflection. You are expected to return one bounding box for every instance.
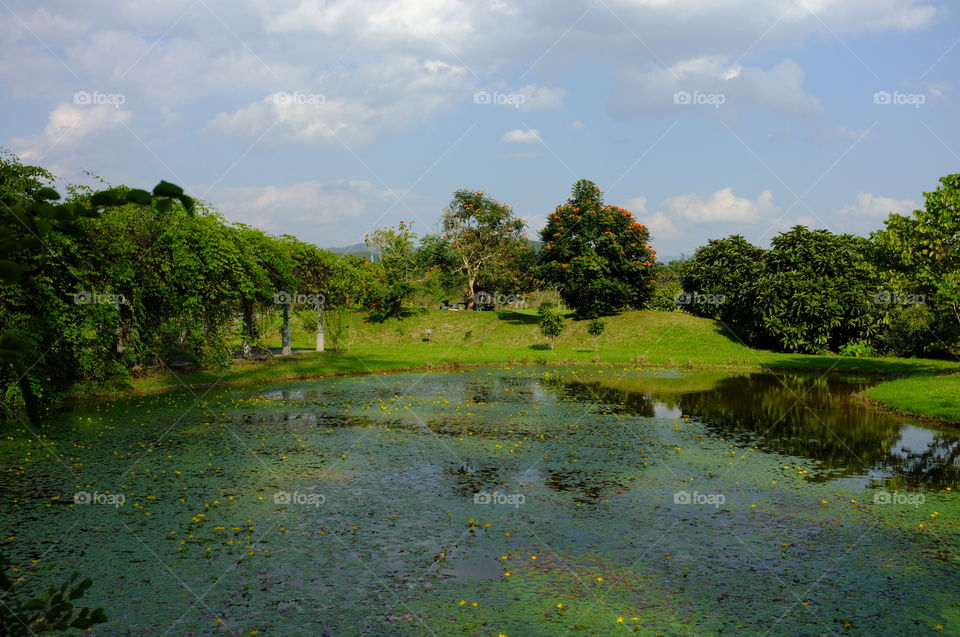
[554,372,960,490]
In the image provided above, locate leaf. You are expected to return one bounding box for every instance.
[90,190,123,207]
[153,180,184,198]
[125,189,152,205]
[34,187,61,201]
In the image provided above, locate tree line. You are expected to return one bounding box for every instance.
[2,147,958,421]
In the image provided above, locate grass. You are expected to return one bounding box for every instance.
[864,373,960,423]
[121,308,960,423]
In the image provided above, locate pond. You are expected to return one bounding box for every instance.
[2,367,958,635]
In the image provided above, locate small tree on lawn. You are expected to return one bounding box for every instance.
[538,303,565,349]
[587,318,605,351]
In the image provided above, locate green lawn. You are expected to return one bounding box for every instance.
[864,373,960,423]
[123,309,959,424]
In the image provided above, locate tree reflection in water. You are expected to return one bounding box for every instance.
[552,372,960,490]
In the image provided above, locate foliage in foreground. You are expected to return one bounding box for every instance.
[0,551,107,635]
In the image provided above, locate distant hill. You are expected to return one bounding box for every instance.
[328,242,377,259]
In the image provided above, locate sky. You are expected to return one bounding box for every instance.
[1,0,958,258]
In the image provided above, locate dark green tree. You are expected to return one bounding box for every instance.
[538,179,656,317]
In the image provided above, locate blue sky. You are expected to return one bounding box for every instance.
[2,0,957,257]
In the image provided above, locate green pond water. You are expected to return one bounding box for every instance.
[1,367,958,636]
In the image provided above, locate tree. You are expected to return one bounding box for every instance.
[538,179,656,317]
[537,303,565,349]
[587,318,605,351]
[365,221,419,321]
[680,235,765,327]
[0,151,194,423]
[873,173,960,354]
[441,190,527,308]
[753,227,883,353]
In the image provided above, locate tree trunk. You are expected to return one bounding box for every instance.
[467,277,476,309]
[316,304,325,352]
[241,301,256,357]
[281,303,292,356]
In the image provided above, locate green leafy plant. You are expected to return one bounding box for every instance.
[537,303,565,349]
[0,550,107,634]
[587,318,605,350]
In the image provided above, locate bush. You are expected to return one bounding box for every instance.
[839,341,878,358]
[881,303,948,358]
[537,303,565,349]
[647,280,682,312]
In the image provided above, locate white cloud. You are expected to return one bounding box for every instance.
[835,192,916,217]
[664,187,778,223]
[624,195,648,214]
[500,128,542,144]
[570,120,586,129]
[200,179,431,246]
[639,211,678,238]
[515,84,566,110]
[10,103,133,177]
[611,57,821,119]
[207,57,469,148]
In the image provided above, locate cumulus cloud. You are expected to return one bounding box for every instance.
[10,103,133,177]
[835,192,917,217]
[664,187,778,223]
[207,57,469,148]
[500,128,542,144]
[200,180,432,245]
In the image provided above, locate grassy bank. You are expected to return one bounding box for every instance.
[125,310,959,421]
[864,374,960,424]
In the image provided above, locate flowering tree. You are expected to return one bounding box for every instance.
[440,189,527,308]
[539,179,657,317]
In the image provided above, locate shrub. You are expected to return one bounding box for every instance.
[537,303,565,349]
[839,341,878,358]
